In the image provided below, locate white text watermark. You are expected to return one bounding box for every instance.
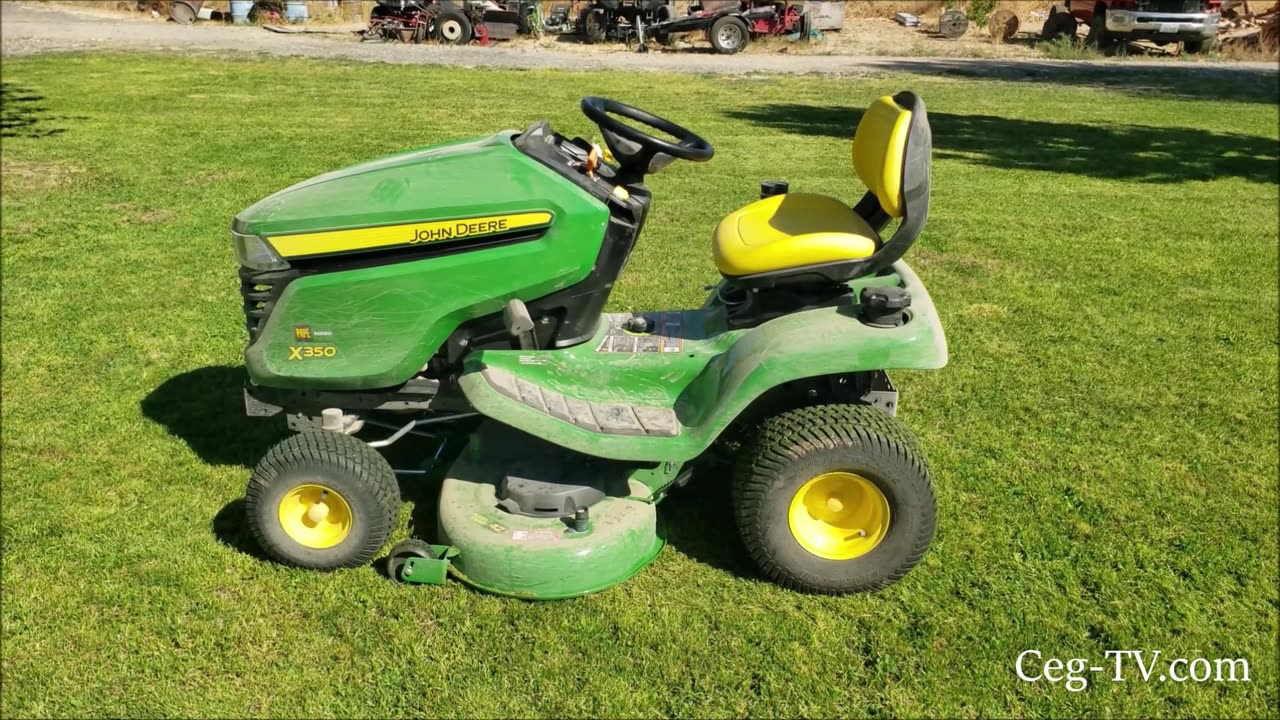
[1016,649,1250,692]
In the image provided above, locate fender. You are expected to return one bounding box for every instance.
[458,260,946,462]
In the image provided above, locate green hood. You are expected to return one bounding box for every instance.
[234,132,559,238]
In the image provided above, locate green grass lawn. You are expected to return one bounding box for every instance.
[1,54,1277,718]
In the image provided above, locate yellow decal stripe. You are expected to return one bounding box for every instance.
[268,211,554,258]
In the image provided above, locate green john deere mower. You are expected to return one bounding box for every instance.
[234,93,946,599]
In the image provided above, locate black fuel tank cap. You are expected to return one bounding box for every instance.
[859,286,912,328]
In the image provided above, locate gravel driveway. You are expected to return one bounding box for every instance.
[3,2,1276,83]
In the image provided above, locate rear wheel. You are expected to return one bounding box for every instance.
[710,15,749,54]
[246,432,400,570]
[583,8,607,43]
[732,404,937,594]
[652,1,674,43]
[1040,4,1077,41]
[433,9,473,45]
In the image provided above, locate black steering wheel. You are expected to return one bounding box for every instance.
[580,97,714,180]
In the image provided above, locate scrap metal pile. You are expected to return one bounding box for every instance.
[1217,0,1280,53]
[362,0,537,45]
[359,0,820,53]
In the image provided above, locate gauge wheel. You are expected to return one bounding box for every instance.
[386,539,437,582]
[433,9,473,45]
[246,431,400,570]
[732,404,937,594]
[710,15,748,54]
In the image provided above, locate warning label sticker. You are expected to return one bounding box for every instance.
[510,529,561,542]
[596,312,686,354]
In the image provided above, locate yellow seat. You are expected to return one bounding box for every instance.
[712,193,878,277]
[712,94,917,279]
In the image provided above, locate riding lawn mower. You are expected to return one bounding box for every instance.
[233,92,945,599]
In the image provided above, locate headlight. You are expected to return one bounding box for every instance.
[231,229,289,271]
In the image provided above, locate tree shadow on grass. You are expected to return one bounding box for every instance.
[1,82,73,139]
[725,104,1280,185]
[870,58,1280,106]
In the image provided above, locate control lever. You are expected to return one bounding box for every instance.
[503,299,537,350]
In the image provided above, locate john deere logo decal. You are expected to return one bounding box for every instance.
[409,217,520,244]
[267,212,554,259]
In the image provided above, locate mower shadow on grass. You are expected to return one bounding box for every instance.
[143,365,462,566]
[141,368,815,585]
[725,104,1280,185]
[657,466,759,580]
[211,499,273,561]
[142,365,289,560]
[140,365,288,468]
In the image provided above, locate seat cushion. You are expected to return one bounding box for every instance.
[852,96,913,219]
[712,193,878,277]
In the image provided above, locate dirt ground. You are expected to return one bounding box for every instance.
[5,0,1277,78]
[16,0,1176,60]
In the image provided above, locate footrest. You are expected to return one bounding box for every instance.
[481,367,678,437]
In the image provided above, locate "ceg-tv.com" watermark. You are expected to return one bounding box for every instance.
[1016,650,1250,692]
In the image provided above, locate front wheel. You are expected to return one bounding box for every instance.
[732,404,937,594]
[710,15,749,54]
[1040,4,1077,41]
[433,9,473,45]
[246,432,400,570]
[1085,11,1116,51]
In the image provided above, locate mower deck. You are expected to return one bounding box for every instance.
[437,421,667,599]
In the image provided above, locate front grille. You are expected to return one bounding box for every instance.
[1136,0,1202,13]
[239,266,297,342]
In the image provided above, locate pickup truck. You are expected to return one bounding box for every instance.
[1042,0,1221,53]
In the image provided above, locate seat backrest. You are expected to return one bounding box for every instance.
[852,95,916,218]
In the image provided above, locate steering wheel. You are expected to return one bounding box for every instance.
[580,97,714,180]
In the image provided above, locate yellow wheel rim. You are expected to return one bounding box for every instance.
[277,484,353,549]
[788,472,890,560]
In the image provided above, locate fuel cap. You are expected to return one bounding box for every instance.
[859,286,912,327]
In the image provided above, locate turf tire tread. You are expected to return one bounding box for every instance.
[732,403,936,594]
[245,431,399,570]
